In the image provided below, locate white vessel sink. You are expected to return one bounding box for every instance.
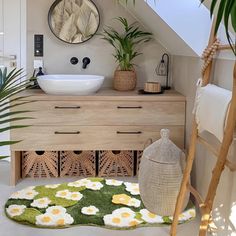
[37,74,105,95]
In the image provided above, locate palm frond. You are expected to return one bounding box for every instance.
[0,67,33,155]
[100,17,152,70]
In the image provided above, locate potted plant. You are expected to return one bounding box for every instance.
[0,68,32,159]
[101,17,152,91]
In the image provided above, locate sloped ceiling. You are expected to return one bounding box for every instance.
[121,0,234,58]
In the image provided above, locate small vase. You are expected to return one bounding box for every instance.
[113,69,137,91]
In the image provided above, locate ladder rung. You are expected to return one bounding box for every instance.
[197,136,236,172]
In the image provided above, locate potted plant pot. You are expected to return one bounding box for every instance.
[114,69,137,91]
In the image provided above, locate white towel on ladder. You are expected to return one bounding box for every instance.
[194,80,232,142]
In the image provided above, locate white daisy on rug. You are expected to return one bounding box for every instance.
[128,198,141,208]
[86,181,104,190]
[81,206,99,215]
[36,213,55,226]
[68,179,92,188]
[140,209,164,224]
[55,190,70,199]
[36,210,74,227]
[45,184,60,189]
[103,208,142,228]
[65,192,83,201]
[9,191,22,199]
[31,197,51,209]
[46,206,67,216]
[124,182,140,196]
[53,213,74,226]
[113,208,136,220]
[169,209,195,222]
[105,179,123,186]
[6,205,26,217]
[10,189,39,200]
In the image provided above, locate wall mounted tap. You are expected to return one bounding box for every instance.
[82,57,91,69]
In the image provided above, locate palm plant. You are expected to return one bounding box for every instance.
[101,17,152,71]
[201,0,236,55]
[0,68,32,159]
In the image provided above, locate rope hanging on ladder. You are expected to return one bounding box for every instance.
[201,39,221,75]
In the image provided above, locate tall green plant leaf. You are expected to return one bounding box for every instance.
[0,68,33,158]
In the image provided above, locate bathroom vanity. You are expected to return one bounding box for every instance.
[10,89,186,185]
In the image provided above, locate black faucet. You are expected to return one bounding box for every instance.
[82,57,91,69]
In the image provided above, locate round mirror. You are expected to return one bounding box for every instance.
[48,0,100,44]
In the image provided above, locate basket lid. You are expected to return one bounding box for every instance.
[143,129,183,164]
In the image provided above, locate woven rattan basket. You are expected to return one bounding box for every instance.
[59,151,96,177]
[113,69,137,91]
[98,151,134,177]
[22,151,59,178]
[139,129,189,216]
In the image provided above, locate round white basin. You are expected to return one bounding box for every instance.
[37,74,105,95]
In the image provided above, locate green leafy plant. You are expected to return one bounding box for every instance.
[101,17,152,71]
[0,68,33,159]
[201,0,236,55]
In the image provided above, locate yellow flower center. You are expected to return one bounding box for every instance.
[129,220,138,226]
[39,200,45,204]
[148,212,156,219]
[11,208,20,214]
[42,216,51,223]
[52,209,61,215]
[56,219,65,226]
[112,217,121,224]
[71,194,78,198]
[87,208,94,213]
[60,192,67,196]
[121,212,131,218]
[26,192,33,195]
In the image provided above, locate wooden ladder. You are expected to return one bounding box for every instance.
[170,19,236,236]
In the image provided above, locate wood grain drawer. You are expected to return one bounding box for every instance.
[11,125,184,151]
[11,101,185,126]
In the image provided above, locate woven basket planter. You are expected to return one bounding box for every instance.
[59,151,96,177]
[22,151,59,178]
[113,69,137,91]
[98,151,134,177]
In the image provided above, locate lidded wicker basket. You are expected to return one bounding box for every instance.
[139,129,189,216]
[113,69,137,91]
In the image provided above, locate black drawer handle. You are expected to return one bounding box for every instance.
[117,106,142,109]
[55,106,81,109]
[117,131,142,135]
[55,131,80,135]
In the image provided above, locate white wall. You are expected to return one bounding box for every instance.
[27,0,167,88]
[172,55,236,236]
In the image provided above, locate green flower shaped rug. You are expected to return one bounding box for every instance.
[5,178,195,229]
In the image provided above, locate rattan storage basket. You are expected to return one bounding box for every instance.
[113,69,137,91]
[59,151,96,177]
[98,151,134,177]
[22,151,59,178]
[139,129,189,216]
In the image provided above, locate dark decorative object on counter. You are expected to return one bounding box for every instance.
[156,53,171,90]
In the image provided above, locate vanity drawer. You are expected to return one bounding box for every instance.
[11,125,184,151]
[12,100,185,126]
